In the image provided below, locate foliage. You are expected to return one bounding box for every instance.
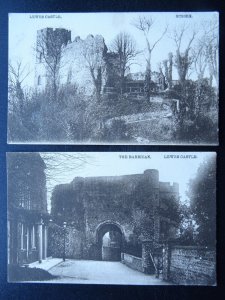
[173,80,218,143]
[8,16,218,145]
[8,83,93,143]
[100,119,130,142]
[8,265,58,282]
[8,76,218,145]
[129,110,175,143]
[48,223,65,257]
[160,195,182,225]
[188,155,216,246]
[51,184,85,229]
[176,204,196,245]
[174,113,217,144]
[124,232,142,257]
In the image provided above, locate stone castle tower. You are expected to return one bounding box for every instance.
[34,27,120,95]
[35,28,71,90]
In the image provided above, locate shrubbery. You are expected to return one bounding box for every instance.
[173,81,218,144]
[8,265,57,282]
[8,79,218,144]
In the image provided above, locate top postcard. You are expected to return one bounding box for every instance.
[8,12,219,145]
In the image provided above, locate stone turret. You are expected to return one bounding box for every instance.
[143,169,159,188]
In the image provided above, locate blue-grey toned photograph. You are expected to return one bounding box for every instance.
[7,152,216,285]
[8,12,219,145]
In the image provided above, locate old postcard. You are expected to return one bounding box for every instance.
[7,152,216,285]
[8,12,218,145]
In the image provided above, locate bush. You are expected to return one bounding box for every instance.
[175,113,218,144]
[129,115,175,143]
[124,233,142,258]
[8,265,58,282]
[100,119,131,142]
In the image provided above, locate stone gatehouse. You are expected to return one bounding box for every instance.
[49,169,179,263]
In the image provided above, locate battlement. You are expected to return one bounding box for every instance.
[37,27,71,43]
[70,169,162,193]
[71,169,159,183]
[36,27,71,61]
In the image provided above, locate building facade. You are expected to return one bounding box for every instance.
[7,153,49,265]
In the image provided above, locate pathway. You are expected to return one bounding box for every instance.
[46,259,171,285]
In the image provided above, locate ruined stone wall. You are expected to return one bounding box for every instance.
[60,34,107,95]
[163,245,216,285]
[35,28,122,96]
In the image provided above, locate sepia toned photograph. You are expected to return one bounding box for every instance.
[7,152,216,285]
[8,12,218,145]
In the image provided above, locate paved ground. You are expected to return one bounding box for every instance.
[45,260,171,285]
[28,257,63,271]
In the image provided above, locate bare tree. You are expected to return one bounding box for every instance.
[191,38,209,115]
[39,152,94,213]
[110,32,139,93]
[192,18,218,113]
[8,60,31,114]
[40,153,94,205]
[132,16,168,101]
[162,52,173,90]
[171,24,196,86]
[204,18,219,88]
[82,36,106,102]
[193,39,208,82]
[36,31,68,100]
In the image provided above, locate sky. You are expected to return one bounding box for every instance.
[9,12,218,87]
[40,152,216,212]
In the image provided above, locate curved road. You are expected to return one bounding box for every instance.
[47,259,171,285]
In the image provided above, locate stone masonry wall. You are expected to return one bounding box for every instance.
[121,253,143,273]
[60,34,107,95]
[163,245,216,285]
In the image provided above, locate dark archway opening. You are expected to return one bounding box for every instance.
[96,223,123,261]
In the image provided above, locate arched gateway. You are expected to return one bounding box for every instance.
[95,221,123,261]
[50,169,179,262]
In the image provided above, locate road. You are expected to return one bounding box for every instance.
[47,259,171,285]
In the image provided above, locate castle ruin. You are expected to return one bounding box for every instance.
[49,169,179,266]
[35,27,166,97]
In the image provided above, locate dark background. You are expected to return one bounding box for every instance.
[0,0,224,299]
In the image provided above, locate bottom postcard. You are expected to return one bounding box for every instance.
[7,152,216,285]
